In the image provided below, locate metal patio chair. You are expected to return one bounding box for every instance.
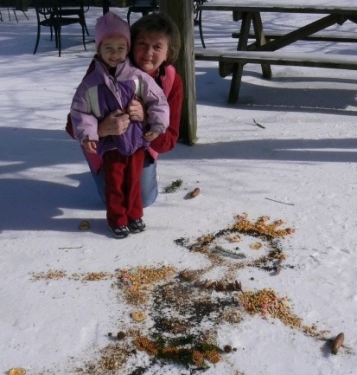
[126,0,159,25]
[33,0,87,56]
[0,0,29,22]
[194,0,207,48]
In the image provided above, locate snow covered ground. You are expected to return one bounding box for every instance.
[0,3,356,375]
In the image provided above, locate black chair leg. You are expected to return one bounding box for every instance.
[58,26,61,57]
[8,8,19,23]
[198,9,206,48]
[33,24,41,54]
[81,24,87,51]
[80,14,89,36]
[22,10,29,20]
[54,28,57,48]
[127,10,131,24]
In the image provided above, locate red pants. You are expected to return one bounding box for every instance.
[102,148,145,228]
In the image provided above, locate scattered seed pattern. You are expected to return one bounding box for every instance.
[30,214,339,375]
[78,343,131,374]
[118,266,176,306]
[239,288,302,329]
[179,269,244,293]
[82,272,113,281]
[133,335,222,367]
[231,214,295,239]
[31,270,115,282]
[30,270,67,280]
[175,214,295,277]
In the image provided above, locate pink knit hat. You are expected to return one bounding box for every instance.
[95,11,131,51]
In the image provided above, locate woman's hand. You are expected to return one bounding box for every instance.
[128,98,146,122]
[83,140,97,153]
[98,109,130,137]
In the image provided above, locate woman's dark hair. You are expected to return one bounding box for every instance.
[130,13,181,65]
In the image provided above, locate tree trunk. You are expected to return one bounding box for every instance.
[159,0,198,145]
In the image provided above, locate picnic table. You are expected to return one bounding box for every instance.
[196,1,357,103]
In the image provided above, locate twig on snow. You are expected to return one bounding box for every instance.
[58,246,84,250]
[265,197,295,206]
[253,119,266,129]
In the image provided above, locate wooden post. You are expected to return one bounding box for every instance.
[159,0,198,145]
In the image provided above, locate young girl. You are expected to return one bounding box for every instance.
[70,11,169,239]
[66,13,183,209]
[98,13,183,202]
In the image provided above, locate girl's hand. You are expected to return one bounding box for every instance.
[83,140,97,153]
[144,131,160,142]
[128,98,146,122]
[98,109,130,137]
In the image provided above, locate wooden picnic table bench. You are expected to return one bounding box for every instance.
[195,48,357,76]
[197,1,357,103]
[231,30,357,44]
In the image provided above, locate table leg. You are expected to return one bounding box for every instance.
[232,10,242,21]
[252,12,272,79]
[227,12,252,103]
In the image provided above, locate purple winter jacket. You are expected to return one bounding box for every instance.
[70,57,169,156]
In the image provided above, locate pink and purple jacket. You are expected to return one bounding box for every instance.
[70,57,169,156]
